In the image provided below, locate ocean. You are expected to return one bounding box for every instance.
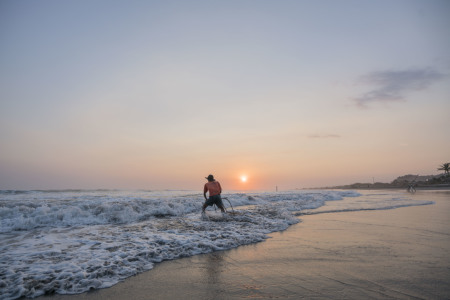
[0,189,433,299]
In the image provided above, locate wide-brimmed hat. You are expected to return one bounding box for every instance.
[205,174,214,180]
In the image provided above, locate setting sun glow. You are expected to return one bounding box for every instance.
[0,1,448,191]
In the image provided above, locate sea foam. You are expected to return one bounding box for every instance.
[0,189,431,299]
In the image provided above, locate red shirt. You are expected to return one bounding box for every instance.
[204,181,222,197]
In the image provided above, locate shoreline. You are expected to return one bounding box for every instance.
[43,190,450,300]
[311,184,450,190]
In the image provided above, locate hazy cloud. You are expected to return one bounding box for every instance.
[353,68,445,107]
[308,134,341,139]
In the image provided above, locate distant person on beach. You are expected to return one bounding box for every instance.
[202,174,226,214]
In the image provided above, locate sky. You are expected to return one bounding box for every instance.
[1,0,449,191]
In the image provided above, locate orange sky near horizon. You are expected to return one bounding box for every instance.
[0,1,449,190]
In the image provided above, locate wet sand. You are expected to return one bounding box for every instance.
[45,190,450,299]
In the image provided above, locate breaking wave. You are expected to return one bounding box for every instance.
[0,189,431,299]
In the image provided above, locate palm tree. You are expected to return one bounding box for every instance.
[438,163,450,176]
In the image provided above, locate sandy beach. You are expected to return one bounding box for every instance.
[2,1,449,299]
[42,190,450,300]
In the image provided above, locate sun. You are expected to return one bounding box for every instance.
[240,175,247,183]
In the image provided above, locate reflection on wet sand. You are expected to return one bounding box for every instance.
[44,190,450,300]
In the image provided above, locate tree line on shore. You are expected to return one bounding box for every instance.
[328,162,450,189]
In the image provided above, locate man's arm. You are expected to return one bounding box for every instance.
[218,182,222,194]
[203,184,208,200]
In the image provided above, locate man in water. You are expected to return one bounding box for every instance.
[202,174,226,214]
